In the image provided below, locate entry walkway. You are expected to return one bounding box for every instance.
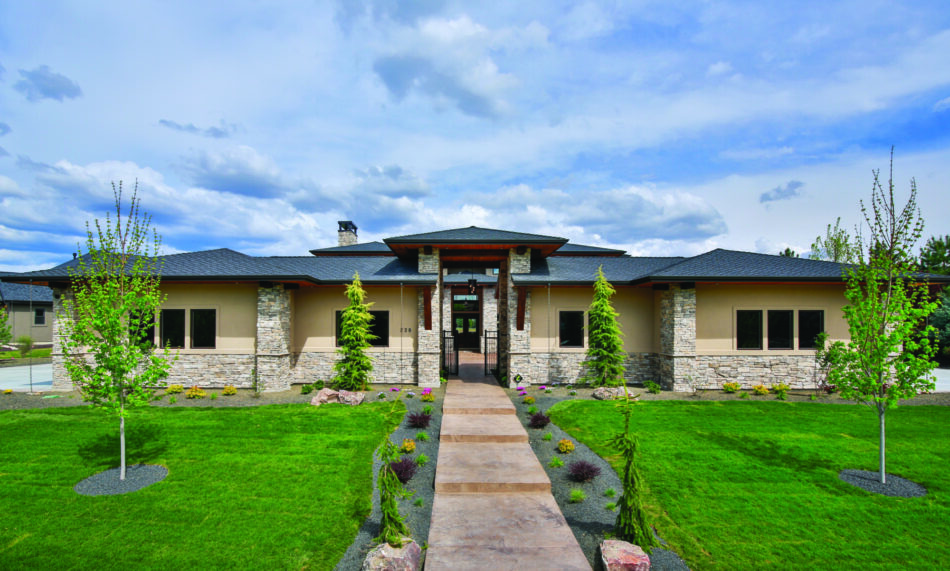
[425,353,590,570]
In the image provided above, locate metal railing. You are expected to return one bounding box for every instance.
[441,331,458,375]
[483,330,498,378]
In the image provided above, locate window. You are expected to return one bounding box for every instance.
[559,311,585,348]
[798,310,824,349]
[34,308,46,325]
[452,294,479,312]
[336,310,390,347]
[767,310,794,349]
[736,310,762,349]
[160,309,185,349]
[190,309,216,349]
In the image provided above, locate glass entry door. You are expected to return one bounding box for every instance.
[454,315,480,350]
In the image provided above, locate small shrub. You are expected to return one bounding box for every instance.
[389,458,417,484]
[528,412,550,429]
[542,433,553,441]
[823,384,838,394]
[210,392,218,400]
[301,384,315,395]
[416,454,429,467]
[810,394,818,401]
[568,460,601,482]
[722,382,741,393]
[399,439,416,454]
[549,457,565,468]
[416,432,429,442]
[422,404,434,415]
[421,388,435,402]
[569,390,577,396]
[407,412,432,428]
[569,489,586,503]
[773,382,790,400]
[405,391,415,399]
[604,488,616,498]
[605,502,617,511]
[166,384,184,394]
[413,498,424,507]
[314,380,324,390]
[377,392,387,400]
[168,396,177,404]
[3,389,12,395]
[752,384,770,396]
[527,405,538,415]
[740,392,749,399]
[644,380,661,394]
[523,396,535,405]
[557,439,575,454]
[545,389,553,394]
[222,385,237,396]
[185,385,206,399]
[16,335,33,358]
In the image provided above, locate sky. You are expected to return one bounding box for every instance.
[1,0,949,272]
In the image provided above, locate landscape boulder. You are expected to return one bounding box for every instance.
[310,388,365,407]
[361,538,421,571]
[592,387,629,400]
[599,540,650,571]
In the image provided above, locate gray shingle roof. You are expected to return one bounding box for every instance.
[309,241,393,255]
[644,249,851,281]
[384,226,567,244]
[552,243,626,255]
[0,282,54,304]
[268,256,436,284]
[514,256,685,284]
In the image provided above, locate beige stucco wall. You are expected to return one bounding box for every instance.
[528,286,655,353]
[3,303,53,344]
[695,283,848,355]
[160,283,257,353]
[293,285,418,353]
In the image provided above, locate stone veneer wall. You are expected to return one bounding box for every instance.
[51,287,72,390]
[526,352,657,386]
[166,354,257,387]
[418,247,440,274]
[693,355,819,389]
[506,248,532,387]
[482,285,497,339]
[256,285,293,391]
[293,351,420,385]
[417,286,441,387]
[658,285,697,391]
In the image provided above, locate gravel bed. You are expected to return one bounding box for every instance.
[511,388,689,571]
[334,387,444,571]
[74,464,168,496]
[839,469,928,497]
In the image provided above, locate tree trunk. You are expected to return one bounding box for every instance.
[878,404,886,485]
[120,413,126,481]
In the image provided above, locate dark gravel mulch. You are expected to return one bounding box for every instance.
[74,464,168,496]
[839,469,928,497]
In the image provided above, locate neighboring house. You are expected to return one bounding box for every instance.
[14,223,950,392]
[0,281,54,345]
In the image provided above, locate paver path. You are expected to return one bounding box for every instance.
[425,353,591,570]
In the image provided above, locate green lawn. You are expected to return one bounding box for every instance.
[0,401,403,570]
[0,348,52,359]
[549,400,950,569]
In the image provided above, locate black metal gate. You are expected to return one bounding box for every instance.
[483,330,498,378]
[442,330,458,376]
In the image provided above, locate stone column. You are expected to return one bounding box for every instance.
[51,287,74,391]
[417,287,441,387]
[256,284,292,392]
[505,248,532,387]
[658,284,696,391]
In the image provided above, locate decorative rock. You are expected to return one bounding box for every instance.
[310,388,365,407]
[592,387,628,400]
[600,540,650,571]
[361,538,422,571]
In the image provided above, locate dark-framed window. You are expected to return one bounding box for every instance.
[34,308,46,325]
[736,310,762,350]
[798,310,825,349]
[559,311,585,348]
[190,309,216,349]
[767,310,794,349]
[336,310,390,347]
[452,294,479,312]
[160,309,186,349]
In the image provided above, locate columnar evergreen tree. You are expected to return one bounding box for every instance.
[810,217,858,263]
[779,247,799,258]
[820,151,938,484]
[332,272,375,391]
[374,439,412,547]
[582,267,626,387]
[0,307,11,346]
[61,181,174,481]
[609,392,658,551]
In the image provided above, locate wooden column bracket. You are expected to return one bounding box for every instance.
[516,287,526,331]
[423,286,432,330]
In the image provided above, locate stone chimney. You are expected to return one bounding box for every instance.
[337,221,358,247]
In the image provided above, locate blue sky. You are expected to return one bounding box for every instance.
[1,0,949,272]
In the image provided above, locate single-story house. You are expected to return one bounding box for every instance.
[0,281,54,346]
[13,223,950,391]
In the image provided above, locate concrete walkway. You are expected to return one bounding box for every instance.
[425,353,590,570]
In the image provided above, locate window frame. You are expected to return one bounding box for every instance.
[190,309,217,349]
[33,307,46,326]
[736,309,763,350]
[558,310,586,348]
[798,310,825,349]
[160,309,186,349]
[158,307,217,350]
[767,309,794,350]
[335,309,390,348]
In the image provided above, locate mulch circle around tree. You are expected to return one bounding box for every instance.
[838,469,927,498]
[74,464,168,496]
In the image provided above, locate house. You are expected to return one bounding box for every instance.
[0,282,53,346]
[16,222,950,392]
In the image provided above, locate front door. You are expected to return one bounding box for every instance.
[454,315,480,350]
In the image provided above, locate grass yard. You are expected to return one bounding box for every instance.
[0,348,52,359]
[0,401,403,570]
[549,400,950,569]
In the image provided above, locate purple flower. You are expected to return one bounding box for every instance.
[539,385,547,390]
[391,387,400,392]
[516,387,524,391]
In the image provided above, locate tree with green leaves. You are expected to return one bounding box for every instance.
[919,234,950,275]
[60,181,175,481]
[811,216,858,263]
[582,267,626,387]
[0,306,11,346]
[609,391,658,552]
[929,286,950,359]
[819,151,937,484]
[779,247,799,258]
[332,272,375,391]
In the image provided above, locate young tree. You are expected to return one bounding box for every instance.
[820,151,938,484]
[810,217,858,263]
[374,439,412,547]
[332,272,375,391]
[609,393,658,552]
[0,307,11,346]
[779,247,799,258]
[919,234,950,275]
[582,267,626,387]
[61,181,174,481]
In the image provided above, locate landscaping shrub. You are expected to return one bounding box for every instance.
[523,395,535,405]
[185,385,207,399]
[415,454,429,467]
[752,384,770,396]
[773,382,790,400]
[389,458,417,485]
[416,432,429,442]
[422,405,434,415]
[722,381,741,393]
[222,385,237,396]
[569,489,586,503]
[420,388,435,402]
[542,432,553,441]
[166,384,184,394]
[557,438,575,454]
[549,457,564,468]
[399,438,416,454]
[568,460,601,482]
[301,384,315,395]
[407,412,432,428]
[644,380,661,394]
[528,411,550,429]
